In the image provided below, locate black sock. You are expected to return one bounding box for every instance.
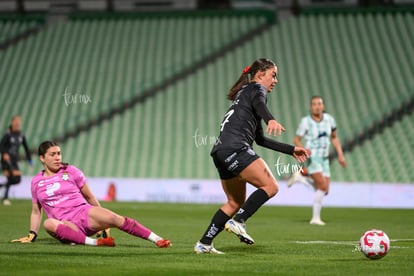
[3,184,10,200]
[199,209,230,245]
[2,176,21,200]
[234,189,270,223]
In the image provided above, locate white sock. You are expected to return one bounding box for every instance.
[312,189,325,220]
[147,232,161,243]
[85,237,97,246]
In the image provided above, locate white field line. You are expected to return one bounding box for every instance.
[292,239,414,249]
[294,240,356,245]
[390,239,414,242]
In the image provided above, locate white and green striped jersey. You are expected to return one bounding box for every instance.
[296,113,336,158]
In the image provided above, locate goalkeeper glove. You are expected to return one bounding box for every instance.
[96,228,110,238]
[11,231,38,243]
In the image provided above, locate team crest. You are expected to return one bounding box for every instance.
[62,172,69,181]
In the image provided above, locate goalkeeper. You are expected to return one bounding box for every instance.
[11,141,171,248]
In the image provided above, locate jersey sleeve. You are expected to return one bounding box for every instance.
[255,124,295,155]
[22,135,32,162]
[251,86,275,124]
[328,114,337,131]
[296,117,307,137]
[31,178,38,204]
[71,166,87,189]
[0,133,9,154]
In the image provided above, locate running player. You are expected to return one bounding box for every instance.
[0,115,32,205]
[194,58,310,254]
[287,96,346,225]
[11,141,171,248]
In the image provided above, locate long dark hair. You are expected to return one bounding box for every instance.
[38,141,59,156]
[38,141,68,168]
[227,58,276,101]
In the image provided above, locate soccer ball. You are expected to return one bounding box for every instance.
[359,229,390,259]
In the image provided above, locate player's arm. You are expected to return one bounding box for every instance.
[0,133,7,153]
[331,130,346,168]
[22,135,32,165]
[255,126,309,162]
[80,183,101,207]
[30,202,42,234]
[252,91,285,136]
[294,135,304,148]
[255,124,293,154]
[11,202,42,243]
[254,125,291,153]
[0,134,10,161]
[294,118,310,152]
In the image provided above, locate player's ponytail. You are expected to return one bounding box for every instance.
[227,58,276,101]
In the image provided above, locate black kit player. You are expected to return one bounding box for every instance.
[194,58,310,254]
[0,116,32,205]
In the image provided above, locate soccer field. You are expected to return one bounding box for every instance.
[1,200,413,275]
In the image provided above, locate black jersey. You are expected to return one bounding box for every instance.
[0,129,31,162]
[211,83,294,155]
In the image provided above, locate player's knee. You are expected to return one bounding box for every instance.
[267,183,279,198]
[262,181,278,198]
[43,219,58,233]
[8,175,21,185]
[107,212,123,227]
[318,183,329,193]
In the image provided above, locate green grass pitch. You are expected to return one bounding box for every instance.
[1,200,413,275]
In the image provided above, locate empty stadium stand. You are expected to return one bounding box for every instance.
[0,9,412,183]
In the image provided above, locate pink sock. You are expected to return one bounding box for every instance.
[119,217,151,239]
[55,224,86,244]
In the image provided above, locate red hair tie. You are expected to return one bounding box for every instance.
[243,66,250,74]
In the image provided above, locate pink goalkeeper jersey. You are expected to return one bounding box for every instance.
[31,165,89,221]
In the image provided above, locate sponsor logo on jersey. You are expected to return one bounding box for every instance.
[317,131,328,138]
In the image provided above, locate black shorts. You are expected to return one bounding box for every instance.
[211,146,260,180]
[1,159,19,171]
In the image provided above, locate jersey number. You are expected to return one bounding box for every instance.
[220,109,234,131]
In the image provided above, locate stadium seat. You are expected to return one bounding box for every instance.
[1,11,412,183]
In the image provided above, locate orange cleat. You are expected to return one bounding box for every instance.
[97,237,115,247]
[156,239,172,248]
